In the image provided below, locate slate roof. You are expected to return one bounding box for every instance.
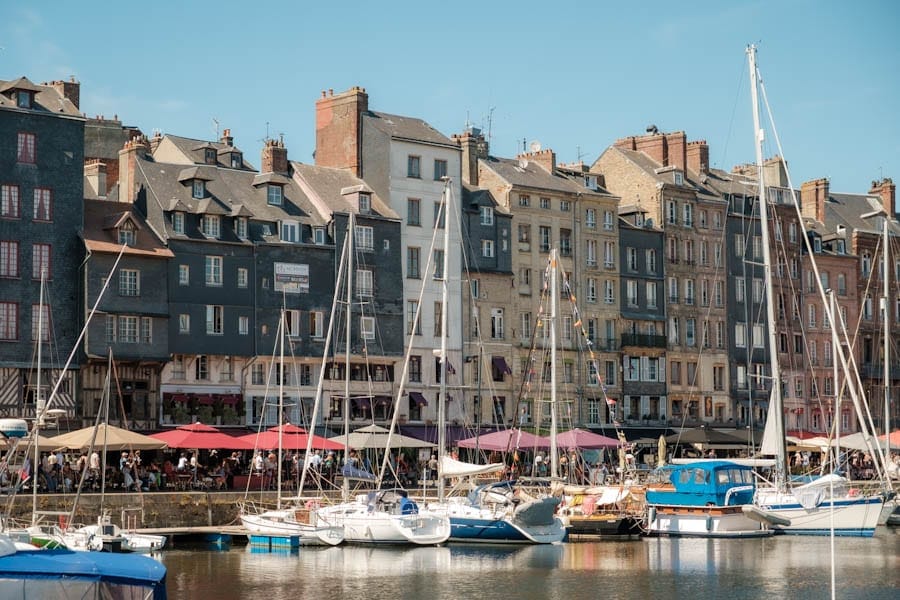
[364,111,456,148]
[82,199,173,258]
[820,192,900,237]
[0,76,81,116]
[480,156,611,200]
[291,161,398,220]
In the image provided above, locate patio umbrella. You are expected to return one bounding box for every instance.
[665,427,747,450]
[49,423,167,452]
[879,430,900,450]
[457,428,549,451]
[657,434,667,467]
[239,423,344,451]
[551,428,619,449]
[328,424,436,450]
[150,422,254,450]
[2,433,64,452]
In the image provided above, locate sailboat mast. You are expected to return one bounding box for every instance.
[277,309,285,508]
[748,44,788,487]
[343,213,354,498]
[31,270,45,524]
[549,250,559,479]
[437,182,451,500]
[882,215,890,460]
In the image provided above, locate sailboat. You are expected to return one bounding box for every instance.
[238,308,344,546]
[291,213,449,546]
[423,183,565,544]
[742,44,888,536]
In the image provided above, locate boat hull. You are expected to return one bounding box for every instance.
[753,492,884,537]
[317,502,450,545]
[239,510,344,546]
[646,504,772,538]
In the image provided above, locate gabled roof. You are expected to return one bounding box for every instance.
[462,184,508,215]
[480,156,596,196]
[364,111,457,148]
[0,77,81,116]
[290,161,398,221]
[82,199,173,258]
[162,134,255,170]
[821,192,900,237]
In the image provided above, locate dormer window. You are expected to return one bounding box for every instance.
[118,220,136,246]
[201,215,220,238]
[314,227,325,245]
[235,217,248,239]
[280,220,299,243]
[836,239,846,254]
[172,212,185,234]
[674,171,684,186]
[813,238,822,252]
[230,153,242,168]
[584,175,597,190]
[192,180,205,199]
[267,184,283,206]
[359,193,371,214]
[204,148,216,164]
[16,91,32,109]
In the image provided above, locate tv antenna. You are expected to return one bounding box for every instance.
[486,106,495,142]
[529,140,542,153]
[212,117,219,139]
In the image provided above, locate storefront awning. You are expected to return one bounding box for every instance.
[409,392,428,407]
[492,356,512,375]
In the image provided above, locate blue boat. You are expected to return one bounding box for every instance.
[0,534,167,598]
[645,461,773,538]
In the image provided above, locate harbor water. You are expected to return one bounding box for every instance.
[161,530,900,599]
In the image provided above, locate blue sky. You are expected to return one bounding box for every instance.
[2,1,898,195]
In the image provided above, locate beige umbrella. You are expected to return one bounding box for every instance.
[329,424,435,449]
[657,434,667,467]
[49,423,167,452]
[1,433,59,452]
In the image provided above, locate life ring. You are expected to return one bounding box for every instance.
[848,488,859,497]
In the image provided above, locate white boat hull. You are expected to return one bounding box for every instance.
[239,509,344,546]
[754,489,884,536]
[428,498,566,544]
[646,505,772,538]
[317,502,450,545]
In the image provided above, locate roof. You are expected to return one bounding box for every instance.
[162,134,255,170]
[85,118,142,159]
[822,192,900,237]
[0,77,81,117]
[364,111,457,148]
[462,184,508,215]
[291,161,398,220]
[82,199,173,258]
[0,547,167,589]
[480,156,603,196]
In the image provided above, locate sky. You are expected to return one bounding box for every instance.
[2,1,898,196]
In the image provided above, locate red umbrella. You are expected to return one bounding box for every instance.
[457,428,549,451]
[239,423,344,451]
[150,422,255,450]
[551,428,621,449]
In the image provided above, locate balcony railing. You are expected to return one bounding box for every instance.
[621,333,667,348]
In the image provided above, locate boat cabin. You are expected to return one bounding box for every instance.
[646,461,756,507]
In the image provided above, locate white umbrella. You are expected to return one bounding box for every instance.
[328,424,435,449]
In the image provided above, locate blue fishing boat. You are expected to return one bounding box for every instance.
[645,461,773,537]
[0,533,167,598]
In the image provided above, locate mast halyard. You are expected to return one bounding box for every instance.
[437,180,451,501]
[748,44,788,490]
[343,212,354,502]
[549,250,559,480]
[882,215,891,462]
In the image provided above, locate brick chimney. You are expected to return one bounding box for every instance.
[800,178,829,223]
[614,130,687,171]
[148,130,163,155]
[47,76,80,109]
[220,128,233,147]
[261,137,288,174]
[869,177,896,217]
[84,159,107,200]
[452,129,489,185]
[118,136,150,203]
[516,148,556,174]
[315,86,368,176]
[686,140,709,174]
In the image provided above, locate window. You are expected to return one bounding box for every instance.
[734,233,744,256]
[407,198,420,226]
[539,226,551,252]
[118,316,138,343]
[433,159,447,180]
[470,279,480,301]
[433,202,445,228]
[407,155,421,178]
[280,220,299,243]
[789,222,797,242]
[734,322,747,347]
[601,241,612,267]
[201,257,223,288]
[408,356,422,383]
[0,302,18,340]
[196,356,209,381]
[558,200,571,212]
[172,212,184,234]
[699,209,707,228]
[685,318,696,347]
[178,314,190,334]
[808,304,816,328]
[237,267,248,288]
[407,247,420,279]
[585,239,599,267]
[206,305,224,335]
[192,180,205,199]
[356,315,375,341]
[540,197,551,209]
[586,208,596,229]
[645,249,657,273]
[667,200,677,224]
[407,300,421,335]
[684,279,694,305]
[356,269,374,297]
[626,247,638,271]
[358,193,371,214]
[603,210,614,230]
[32,244,50,279]
[626,280,638,307]
[700,279,709,306]
[1,241,18,278]
[671,361,682,384]
[604,280,615,303]
[587,278,597,303]
[674,171,684,186]
[17,132,35,163]
[33,188,51,221]
[735,277,745,303]
[354,226,374,251]
[683,203,693,227]
[118,222,136,246]
[491,308,504,339]
[1,185,20,218]
[310,311,324,338]
[433,249,444,279]
[481,240,495,258]
[201,215,220,238]
[519,194,530,207]
[520,312,532,338]
[715,280,724,306]
[560,229,571,256]
[668,277,678,303]
[753,323,765,348]
[314,228,326,245]
[31,303,49,341]
[239,315,249,335]
[178,265,189,286]
[119,269,140,296]
[837,273,847,295]
[647,281,658,308]
[480,206,494,225]
[736,365,747,389]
